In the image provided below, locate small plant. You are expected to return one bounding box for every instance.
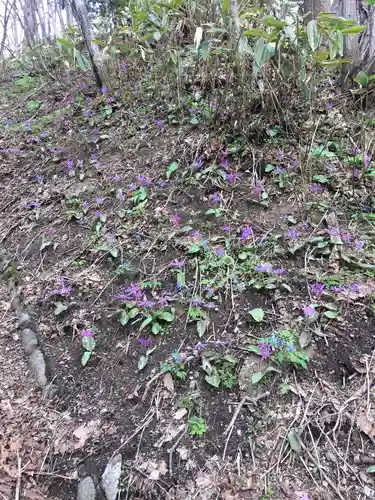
[81,329,95,367]
[201,351,237,389]
[187,304,210,337]
[179,391,201,410]
[161,352,191,379]
[140,308,175,335]
[188,415,207,436]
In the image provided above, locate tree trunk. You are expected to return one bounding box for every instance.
[304,0,332,21]
[23,0,38,44]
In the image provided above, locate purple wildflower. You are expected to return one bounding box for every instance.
[137,175,152,186]
[287,344,295,352]
[354,239,365,249]
[191,230,201,240]
[192,298,202,306]
[170,259,185,268]
[220,159,229,171]
[342,233,352,243]
[46,227,57,233]
[327,228,340,237]
[352,146,361,155]
[82,201,89,208]
[310,183,324,193]
[129,183,136,191]
[215,340,226,347]
[117,189,125,201]
[66,159,74,170]
[222,225,231,232]
[215,248,225,257]
[137,300,155,308]
[226,171,240,183]
[96,197,105,205]
[194,157,204,170]
[331,285,345,293]
[101,87,108,94]
[364,152,372,170]
[82,329,94,337]
[35,175,42,183]
[112,174,121,182]
[204,302,216,309]
[94,210,103,218]
[252,181,264,199]
[273,267,286,275]
[258,342,272,361]
[310,282,325,296]
[138,337,153,348]
[353,168,359,179]
[53,278,72,296]
[121,62,127,73]
[303,305,315,316]
[256,263,273,272]
[171,214,181,226]
[241,225,254,241]
[77,159,84,169]
[285,228,300,240]
[25,201,41,209]
[195,342,207,352]
[155,119,164,129]
[123,283,143,300]
[327,103,333,109]
[274,166,284,174]
[210,192,222,204]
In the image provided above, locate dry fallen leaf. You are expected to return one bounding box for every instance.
[163,372,174,393]
[357,411,375,436]
[174,408,187,420]
[177,446,190,460]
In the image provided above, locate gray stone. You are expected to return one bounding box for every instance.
[22,328,38,354]
[17,312,31,328]
[101,454,122,500]
[77,476,96,500]
[28,349,47,387]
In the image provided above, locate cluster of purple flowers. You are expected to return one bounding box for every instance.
[138,336,153,348]
[241,225,253,241]
[255,263,286,276]
[82,329,94,337]
[52,277,72,296]
[117,283,171,309]
[285,228,300,240]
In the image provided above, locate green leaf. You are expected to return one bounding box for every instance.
[109,247,118,258]
[57,37,74,49]
[82,336,95,351]
[354,70,370,86]
[199,41,210,61]
[367,465,375,472]
[54,302,68,316]
[81,351,91,367]
[306,20,319,51]
[244,28,270,38]
[119,310,129,325]
[247,345,261,355]
[188,244,201,254]
[222,255,234,266]
[152,321,163,335]
[323,310,339,319]
[139,316,153,331]
[158,310,174,322]
[262,16,285,30]
[288,429,302,453]
[251,371,266,385]
[205,371,221,388]
[312,175,329,184]
[128,307,139,319]
[340,25,366,34]
[138,355,148,371]
[197,319,209,338]
[166,161,178,179]
[222,0,230,14]
[249,308,265,322]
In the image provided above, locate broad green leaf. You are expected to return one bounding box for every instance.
[138,355,148,371]
[109,247,118,258]
[81,351,91,367]
[247,345,261,355]
[152,322,163,334]
[205,371,221,388]
[354,70,370,86]
[313,175,329,184]
[158,311,174,322]
[199,41,210,61]
[367,465,375,472]
[119,310,129,325]
[139,316,153,331]
[57,37,74,49]
[82,336,95,351]
[251,371,266,384]
[340,25,366,34]
[249,308,265,322]
[222,0,230,14]
[288,429,302,453]
[262,16,285,30]
[323,310,339,319]
[166,161,178,179]
[128,307,139,319]
[307,20,319,51]
[188,244,201,254]
[244,28,270,38]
